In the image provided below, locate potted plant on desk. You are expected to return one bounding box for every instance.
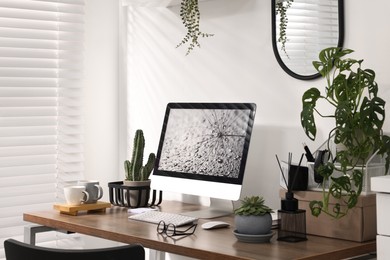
[300,47,390,218]
[233,196,274,243]
[123,129,156,207]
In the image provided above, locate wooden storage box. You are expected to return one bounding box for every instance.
[279,189,376,242]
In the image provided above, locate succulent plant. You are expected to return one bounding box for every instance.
[234,196,274,216]
[124,129,156,181]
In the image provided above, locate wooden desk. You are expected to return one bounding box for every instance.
[23,201,375,260]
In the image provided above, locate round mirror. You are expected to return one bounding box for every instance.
[272,0,344,80]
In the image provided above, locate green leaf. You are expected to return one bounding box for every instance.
[379,135,390,173]
[360,97,385,135]
[329,183,342,199]
[316,162,334,178]
[331,175,351,193]
[309,200,323,217]
[313,47,353,77]
[301,88,321,140]
[332,203,342,217]
[331,74,347,102]
[347,192,358,209]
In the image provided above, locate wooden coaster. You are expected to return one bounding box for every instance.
[53,201,111,216]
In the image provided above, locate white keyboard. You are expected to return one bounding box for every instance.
[129,211,198,226]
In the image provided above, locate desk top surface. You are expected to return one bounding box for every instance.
[23,201,375,260]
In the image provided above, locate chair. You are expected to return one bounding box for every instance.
[4,239,145,260]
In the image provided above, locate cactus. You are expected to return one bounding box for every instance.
[124,130,156,181]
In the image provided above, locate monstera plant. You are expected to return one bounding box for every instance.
[300,47,390,218]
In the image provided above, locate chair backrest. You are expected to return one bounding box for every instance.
[4,239,145,260]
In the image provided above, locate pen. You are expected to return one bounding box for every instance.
[302,143,315,162]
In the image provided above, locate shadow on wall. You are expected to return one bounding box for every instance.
[239,123,327,210]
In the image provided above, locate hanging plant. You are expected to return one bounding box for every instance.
[177,0,214,55]
[275,0,293,56]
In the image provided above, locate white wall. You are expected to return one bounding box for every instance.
[83,0,390,211]
[84,0,119,202]
[81,0,390,258]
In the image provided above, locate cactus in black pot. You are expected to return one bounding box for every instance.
[124,129,156,181]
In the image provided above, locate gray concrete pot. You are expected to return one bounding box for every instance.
[234,213,272,235]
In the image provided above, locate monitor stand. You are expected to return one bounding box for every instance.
[180,198,234,219]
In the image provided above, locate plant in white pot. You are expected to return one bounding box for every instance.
[123,129,156,207]
[233,196,274,243]
[301,47,390,218]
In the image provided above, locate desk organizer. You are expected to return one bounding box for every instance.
[306,136,386,193]
[108,181,163,208]
[286,189,376,242]
[53,201,111,216]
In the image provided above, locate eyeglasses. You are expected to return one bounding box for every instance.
[157,220,197,237]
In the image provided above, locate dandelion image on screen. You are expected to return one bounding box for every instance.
[158,108,251,178]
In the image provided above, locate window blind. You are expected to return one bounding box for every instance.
[276,0,339,75]
[0,0,84,258]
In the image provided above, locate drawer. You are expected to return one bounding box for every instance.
[377,193,390,235]
[372,175,390,193]
[377,235,390,259]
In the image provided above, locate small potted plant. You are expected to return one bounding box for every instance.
[233,196,274,242]
[123,129,156,207]
[301,47,390,218]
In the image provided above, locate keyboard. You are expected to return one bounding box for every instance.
[128,210,198,226]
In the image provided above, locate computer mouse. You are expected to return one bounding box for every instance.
[201,221,230,230]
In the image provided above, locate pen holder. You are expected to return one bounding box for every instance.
[280,162,308,191]
[288,165,308,191]
[277,192,307,242]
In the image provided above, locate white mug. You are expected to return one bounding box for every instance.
[77,180,103,204]
[64,186,89,205]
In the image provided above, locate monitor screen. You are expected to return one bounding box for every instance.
[151,103,256,204]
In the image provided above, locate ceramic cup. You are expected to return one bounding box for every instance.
[77,180,103,204]
[64,185,89,205]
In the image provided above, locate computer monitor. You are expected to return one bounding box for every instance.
[151,102,256,218]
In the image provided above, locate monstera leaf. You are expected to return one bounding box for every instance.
[301,88,321,141]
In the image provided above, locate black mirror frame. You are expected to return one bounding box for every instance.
[271,0,345,80]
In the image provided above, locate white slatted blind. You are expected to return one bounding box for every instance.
[276,0,339,75]
[0,0,84,258]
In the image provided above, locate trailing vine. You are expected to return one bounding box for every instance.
[177,0,214,55]
[275,0,293,56]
